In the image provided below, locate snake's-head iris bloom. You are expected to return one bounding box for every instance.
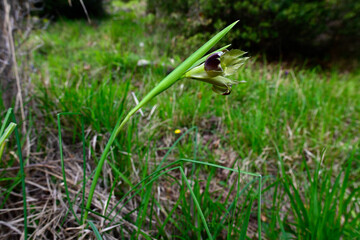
[184,49,249,95]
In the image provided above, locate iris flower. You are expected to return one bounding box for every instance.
[184,49,249,95]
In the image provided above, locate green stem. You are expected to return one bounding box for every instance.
[83,114,125,222]
[180,167,213,240]
[11,110,27,240]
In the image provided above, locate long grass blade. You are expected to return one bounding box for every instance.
[80,116,87,222]
[179,167,213,240]
[0,109,16,161]
[0,122,16,146]
[10,109,28,240]
[0,108,12,136]
[57,112,82,224]
[239,197,254,240]
[258,175,262,240]
[88,220,103,240]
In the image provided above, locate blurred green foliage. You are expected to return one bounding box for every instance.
[147,0,360,59]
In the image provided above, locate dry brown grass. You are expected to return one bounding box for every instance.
[0,135,152,239]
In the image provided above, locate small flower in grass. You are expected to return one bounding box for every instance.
[174,129,181,134]
[184,49,249,95]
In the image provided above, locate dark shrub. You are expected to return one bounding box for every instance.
[35,0,105,19]
[147,0,360,60]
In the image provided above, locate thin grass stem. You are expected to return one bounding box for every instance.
[10,109,28,240]
[57,112,83,224]
[179,167,213,240]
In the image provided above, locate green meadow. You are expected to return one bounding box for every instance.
[1,1,359,239]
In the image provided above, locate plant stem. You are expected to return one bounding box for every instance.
[83,20,239,224]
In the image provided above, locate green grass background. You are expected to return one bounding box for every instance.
[1,0,359,239]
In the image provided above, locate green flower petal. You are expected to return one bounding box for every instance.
[221,49,249,76]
